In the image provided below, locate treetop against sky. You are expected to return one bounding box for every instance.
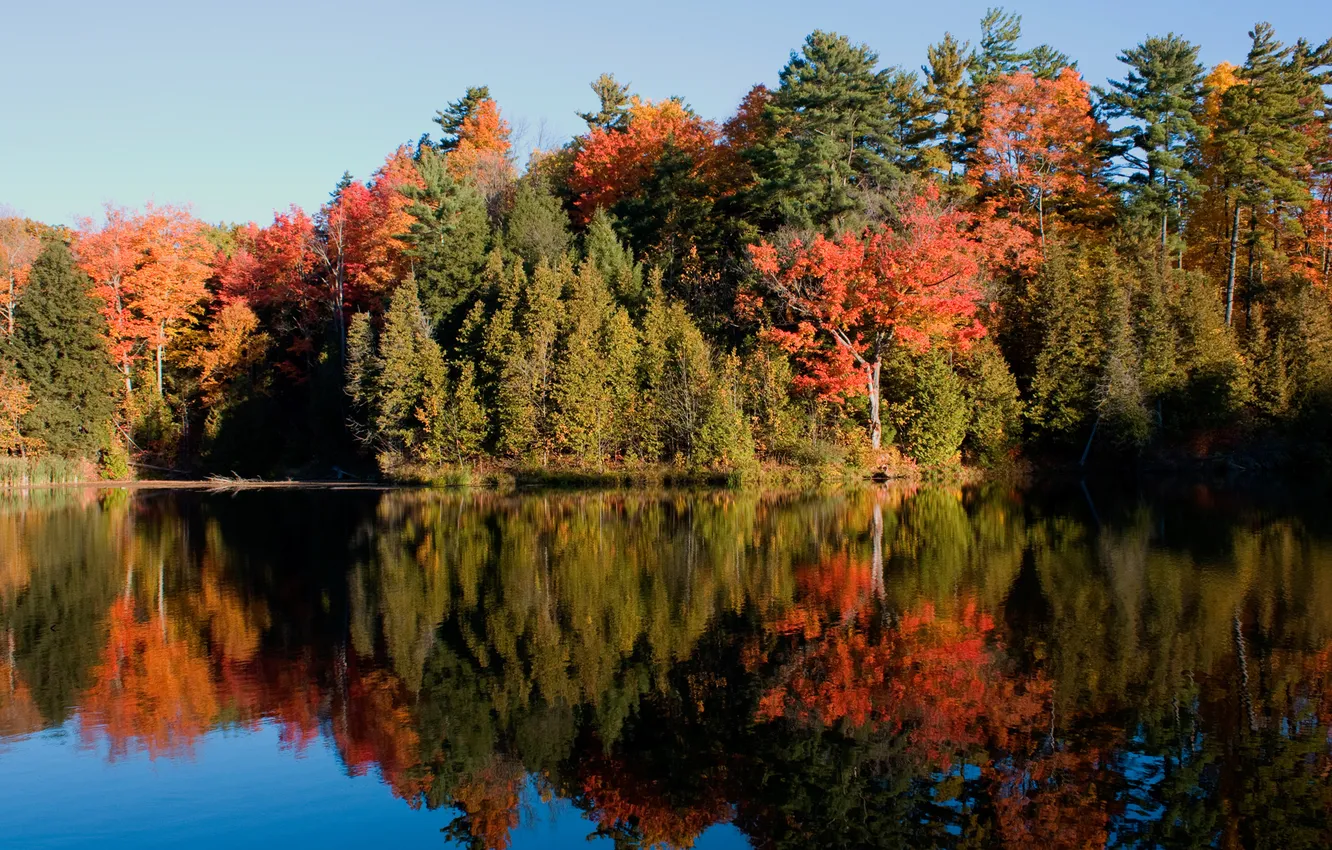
[1,0,1325,227]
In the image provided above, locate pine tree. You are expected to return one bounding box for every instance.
[374,279,437,458]
[344,311,379,447]
[1097,287,1152,448]
[1102,34,1208,253]
[957,338,1023,465]
[600,306,641,460]
[920,33,974,179]
[697,353,756,471]
[434,86,492,152]
[552,263,613,464]
[1215,24,1328,325]
[3,239,117,459]
[753,31,902,229]
[402,147,491,326]
[446,361,487,462]
[889,349,968,465]
[578,74,633,132]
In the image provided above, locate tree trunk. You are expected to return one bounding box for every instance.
[1037,190,1046,257]
[1225,200,1241,326]
[156,323,165,397]
[867,359,882,450]
[871,500,884,598]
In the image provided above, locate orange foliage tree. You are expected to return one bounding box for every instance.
[76,205,212,399]
[971,68,1108,251]
[446,97,516,200]
[0,214,40,336]
[746,188,999,449]
[569,97,729,225]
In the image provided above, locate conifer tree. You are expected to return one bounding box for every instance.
[434,86,493,152]
[600,307,641,460]
[3,239,117,460]
[552,263,614,464]
[920,33,974,179]
[583,209,645,310]
[1102,34,1208,253]
[373,278,439,459]
[505,179,571,270]
[1214,24,1329,324]
[402,147,491,325]
[891,349,969,465]
[578,74,633,132]
[697,353,756,471]
[754,31,902,228]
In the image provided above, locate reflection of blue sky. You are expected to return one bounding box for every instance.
[0,719,747,849]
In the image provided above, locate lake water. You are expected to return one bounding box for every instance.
[1,483,1330,848]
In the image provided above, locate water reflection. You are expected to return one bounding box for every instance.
[1,484,1331,848]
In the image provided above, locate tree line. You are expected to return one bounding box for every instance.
[1,8,1330,478]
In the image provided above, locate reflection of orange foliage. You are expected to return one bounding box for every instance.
[333,668,427,803]
[1,658,44,740]
[769,553,874,639]
[582,754,732,850]
[990,746,1110,850]
[80,599,218,759]
[454,757,525,850]
[191,566,270,662]
[757,623,897,728]
[758,590,1056,768]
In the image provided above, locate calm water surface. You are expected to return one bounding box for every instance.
[1,483,1330,848]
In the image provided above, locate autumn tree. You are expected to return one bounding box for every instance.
[971,68,1107,251]
[0,213,40,336]
[747,189,991,449]
[77,205,212,397]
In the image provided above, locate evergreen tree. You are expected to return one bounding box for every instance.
[504,179,571,270]
[434,86,492,152]
[552,263,614,464]
[920,33,974,179]
[893,350,969,465]
[1215,24,1329,324]
[3,239,117,460]
[402,147,491,326]
[1026,244,1111,443]
[753,31,903,229]
[344,311,379,446]
[1102,34,1208,253]
[957,338,1023,465]
[583,209,645,310]
[372,278,440,460]
[578,74,632,132]
[600,307,641,460]
[1097,288,1153,448]
[696,352,756,471]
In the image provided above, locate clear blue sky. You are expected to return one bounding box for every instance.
[2,0,1325,228]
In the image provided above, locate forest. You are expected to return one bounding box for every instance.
[1,8,1330,481]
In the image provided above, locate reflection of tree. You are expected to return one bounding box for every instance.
[4,484,1332,848]
[79,598,218,759]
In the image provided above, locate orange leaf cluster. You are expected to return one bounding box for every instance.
[569,97,728,224]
